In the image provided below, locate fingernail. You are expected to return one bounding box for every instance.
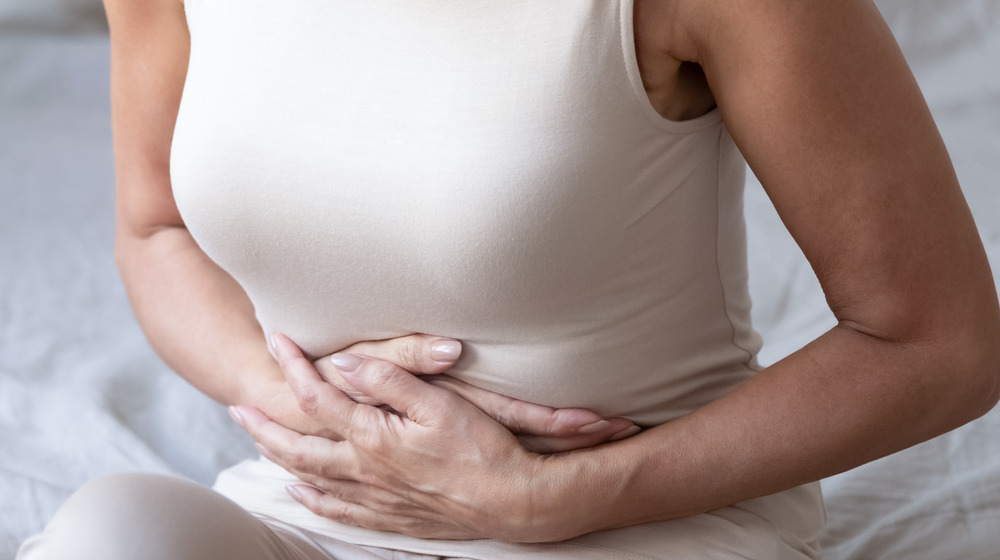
[430,339,462,363]
[270,332,287,356]
[330,353,363,372]
[228,406,245,426]
[286,485,304,503]
[577,420,611,434]
[609,425,642,441]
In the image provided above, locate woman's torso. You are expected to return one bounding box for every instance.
[170,0,824,557]
[171,0,758,426]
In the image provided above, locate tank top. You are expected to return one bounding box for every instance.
[170,1,824,558]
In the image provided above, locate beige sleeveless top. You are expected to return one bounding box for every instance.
[170,0,824,557]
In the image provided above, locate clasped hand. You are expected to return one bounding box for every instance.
[230,333,638,541]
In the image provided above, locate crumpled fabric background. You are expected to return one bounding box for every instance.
[1,1,998,558]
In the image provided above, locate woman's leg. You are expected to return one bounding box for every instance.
[17,472,331,560]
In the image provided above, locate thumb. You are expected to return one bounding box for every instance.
[340,334,462,375]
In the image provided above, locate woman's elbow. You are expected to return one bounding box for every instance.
[969,334,1000,419]
[944,301,1000,423]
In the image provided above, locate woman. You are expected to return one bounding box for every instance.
[18,0,1000,558]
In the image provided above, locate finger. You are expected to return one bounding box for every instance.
[286,484,480,540]
[310,361,385,406]
[518,424,642,454]
[331,354,458,426]
[258,443,364,492]
[342,334,462,375]
[427,376,635,437]
[271,333,373,435]
[251,383,344,439]
[294,477,427,516]
[231,405,359,480]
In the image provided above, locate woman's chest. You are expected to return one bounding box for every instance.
[168,0,734,360]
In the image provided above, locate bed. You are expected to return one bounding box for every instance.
[1,1,998,558]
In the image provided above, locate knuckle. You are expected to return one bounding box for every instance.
[318,453,348,480]
[324,502,354,524]
[316,463,337,481]
[296,384,324,415]
[323,482,348,501]
[317,498,339,518]
[492,402,518,429]
[355,466,382,488]
[366,359,399,388]
[395,337,423,369]
[353,425,387,456]
[482,397,521,433]
[288,440,313,471]
[326,376,366,402]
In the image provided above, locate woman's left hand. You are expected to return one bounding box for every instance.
[231,333,579,542]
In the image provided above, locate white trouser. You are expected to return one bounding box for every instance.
[16,473,461,560]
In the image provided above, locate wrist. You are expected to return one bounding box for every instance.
[497,451,607,543]
[238,374,283,419]
[529,441,650,542]
[235,365,325,435]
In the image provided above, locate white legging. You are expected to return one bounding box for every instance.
[16,473,459,560]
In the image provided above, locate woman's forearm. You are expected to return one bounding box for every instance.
[106,0,295,417]
[540,323,1000,536]
[115,224,338,436]
[115,225,284,408]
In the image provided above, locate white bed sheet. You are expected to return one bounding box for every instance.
[0,36,256,558]
[1,2,998,559]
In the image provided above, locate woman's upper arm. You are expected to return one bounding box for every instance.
[671,0,1000,355]
[104,0,190,241]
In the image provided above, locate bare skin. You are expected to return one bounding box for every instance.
[633,0,717,121]
[106,0,1000,545]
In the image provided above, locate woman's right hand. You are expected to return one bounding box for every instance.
[249,333,638,454]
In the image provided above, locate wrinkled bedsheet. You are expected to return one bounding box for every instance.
[1,2,998,558]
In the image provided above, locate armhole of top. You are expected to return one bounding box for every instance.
[618,0,722,134]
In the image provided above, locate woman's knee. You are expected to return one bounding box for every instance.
[18,472,286,560]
